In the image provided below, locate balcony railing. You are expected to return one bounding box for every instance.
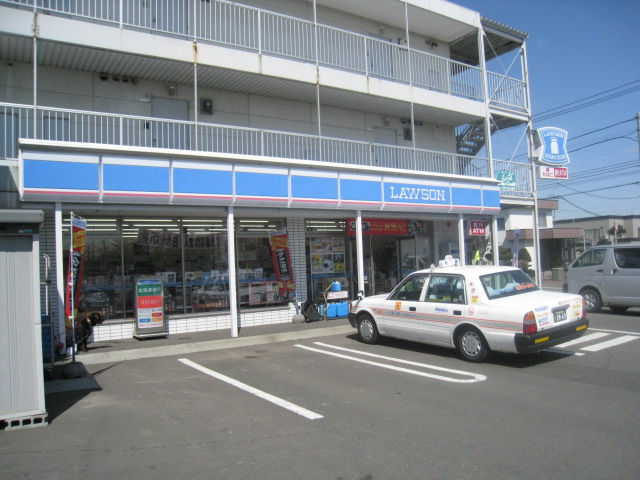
[1,0,527,110]
[493,159,533,197]
[1,102,492,180]
[487,73,527,113]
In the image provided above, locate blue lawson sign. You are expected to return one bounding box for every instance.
[22,150,501,213]
[534,127,570,166]
[384,183,449,205]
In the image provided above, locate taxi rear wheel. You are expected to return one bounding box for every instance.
[357,314,379,344]
[456,326,489,363]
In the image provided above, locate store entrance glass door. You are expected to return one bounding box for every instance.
[400,235,431,278]
[357,233,432,296]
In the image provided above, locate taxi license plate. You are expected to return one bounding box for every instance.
[553,309,567,323]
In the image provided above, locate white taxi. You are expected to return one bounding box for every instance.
[348,260,588,362]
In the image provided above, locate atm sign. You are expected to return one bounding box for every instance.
[470,221,486,236]
[539,166,569,179]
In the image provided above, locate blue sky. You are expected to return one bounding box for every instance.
[453,0,640,221]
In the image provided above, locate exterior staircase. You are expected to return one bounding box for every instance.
[456,121,489,156]
[456,116,527,156]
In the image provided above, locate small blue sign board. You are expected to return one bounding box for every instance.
[534,127,570,166]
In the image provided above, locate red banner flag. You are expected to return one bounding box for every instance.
[65,214,87,347]
[269,231,295,299]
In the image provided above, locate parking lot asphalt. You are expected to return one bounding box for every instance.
[46,277,565,394]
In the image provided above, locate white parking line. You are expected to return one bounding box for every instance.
[178,358,323,420]
[543,348,585,356]
[295,343,486,383]
[590,327,640,336]
[556,332,610,348]
[580,335,639,352]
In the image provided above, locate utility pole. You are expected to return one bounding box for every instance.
[636,112,639,164]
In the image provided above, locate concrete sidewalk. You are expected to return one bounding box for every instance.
[79,318,352,366]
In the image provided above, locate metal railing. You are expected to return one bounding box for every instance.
[1,0,526,109]
[1,102,493,180]
[493,159,532,197]
[487,72,527,113]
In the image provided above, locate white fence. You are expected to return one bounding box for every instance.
[0,0,529,107]
[493,159,533,196]
[1,103,492,180]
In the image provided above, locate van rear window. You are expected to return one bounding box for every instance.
[614,248,640,269]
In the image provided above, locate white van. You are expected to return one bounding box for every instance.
[565,244,640,312]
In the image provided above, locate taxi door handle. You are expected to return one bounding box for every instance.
[453,310,462,316]
[596,269,603,273]
[409,307,416,311]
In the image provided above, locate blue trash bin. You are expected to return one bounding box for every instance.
[41,314,54,362]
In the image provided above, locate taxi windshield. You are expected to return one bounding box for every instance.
[480,270,539,300]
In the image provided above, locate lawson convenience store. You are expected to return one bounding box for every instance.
[20,146,500,346]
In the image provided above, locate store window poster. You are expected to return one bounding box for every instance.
[333,253,345,273]
[310,237,345,273]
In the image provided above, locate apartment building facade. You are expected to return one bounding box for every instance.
[0,0,534,347]
[555,215,640,249]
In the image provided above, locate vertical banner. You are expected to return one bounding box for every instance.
[512,229,521,267]
[269,230,295,299]
[134,277,167,338]
[65,214,87,347]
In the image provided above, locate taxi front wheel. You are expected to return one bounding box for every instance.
[456,326,489,363]
[357,315,379,344]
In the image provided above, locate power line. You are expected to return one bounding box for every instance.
[534,86,640,122]
[510,120,637,160]
[559,197,601,217]
[534,79,640,116]
[541,171,640,193]
[571,118,635,140]
[568,135,638,153]
[569,128,637,150]
[547,182,640,199]
[538,160,639,189]
[533,79,640,119]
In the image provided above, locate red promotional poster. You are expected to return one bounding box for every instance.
[268,231,295,298]
[65,214,87,345]
[346,218,409,235]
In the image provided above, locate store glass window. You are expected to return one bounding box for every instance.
[236,218,293,307]
[63,217,122,320]
[64,215,297,321]
[180,219,229,313]
[305,219,349,301]
[65,216,234,320]
[122,218,184,316]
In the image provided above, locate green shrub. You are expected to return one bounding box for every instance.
[499,246,513,265]
[518,247,531,270]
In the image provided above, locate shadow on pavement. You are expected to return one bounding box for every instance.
[44,390,94,424]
